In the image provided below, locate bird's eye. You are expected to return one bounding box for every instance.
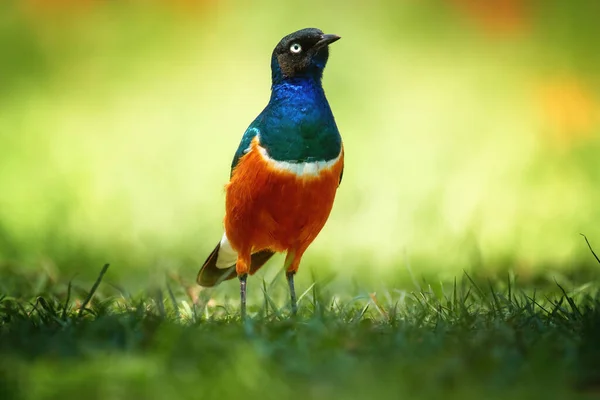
[289,43,302,54]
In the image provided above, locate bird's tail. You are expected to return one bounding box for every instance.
[196,238,275,287]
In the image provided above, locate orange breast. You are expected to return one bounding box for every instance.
[224,137,344,257]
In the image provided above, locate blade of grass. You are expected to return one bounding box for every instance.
[464,271,486,302]
[154,289,166,318]
[260,285,283,320]
[351,303,370,323]
[61,280,72,320]
[297,282,316,306]
[78,264,110,317]
[262,279,269,317]
[488,280,501,316]
[555,279,583,319]
[581,234,600,265]
[166,280,180,320]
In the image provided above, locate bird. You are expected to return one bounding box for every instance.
[196,28,343,319]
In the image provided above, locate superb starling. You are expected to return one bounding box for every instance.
[197,28,343,318]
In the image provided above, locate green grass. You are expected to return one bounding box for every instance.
[2,249,600,400]
[2,0,600,281]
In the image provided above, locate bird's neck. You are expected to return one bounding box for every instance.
[259,75,340,163]
[269,77,326,105]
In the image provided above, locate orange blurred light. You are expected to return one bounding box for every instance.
[536,76,600,147]
[449,0,531,36]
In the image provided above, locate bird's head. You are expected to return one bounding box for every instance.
[271,28,341,85]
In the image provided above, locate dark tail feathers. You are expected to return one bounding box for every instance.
[196,242,275,287]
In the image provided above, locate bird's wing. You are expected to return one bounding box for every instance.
[230,125,260,178]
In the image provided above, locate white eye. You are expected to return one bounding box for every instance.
[289,43,302,54]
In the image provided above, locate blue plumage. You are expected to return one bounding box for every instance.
[231,28,342,174]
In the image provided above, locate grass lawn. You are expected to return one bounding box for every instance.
[2,249,600,400]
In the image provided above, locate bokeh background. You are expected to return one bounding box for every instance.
[1,0,599,291]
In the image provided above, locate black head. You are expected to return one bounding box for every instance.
[271,28,341,84]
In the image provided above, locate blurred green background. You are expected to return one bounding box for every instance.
[1,0,599,288]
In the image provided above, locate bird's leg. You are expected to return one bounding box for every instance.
[285,248,307,316]
[286,271,297,315]
[236,251,251,320]
[239,273,248,320]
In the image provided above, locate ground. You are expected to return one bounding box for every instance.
[2,257,600,400]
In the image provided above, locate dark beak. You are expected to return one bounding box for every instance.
[315,33,341,49]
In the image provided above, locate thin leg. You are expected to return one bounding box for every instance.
[286,272,297,315]
[236,250,251,320]
[285,247,307,317]
[239,273,248,320]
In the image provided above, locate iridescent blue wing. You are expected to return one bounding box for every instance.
[230,125,260,178]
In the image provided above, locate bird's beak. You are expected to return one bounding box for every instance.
[315,33,341,49]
